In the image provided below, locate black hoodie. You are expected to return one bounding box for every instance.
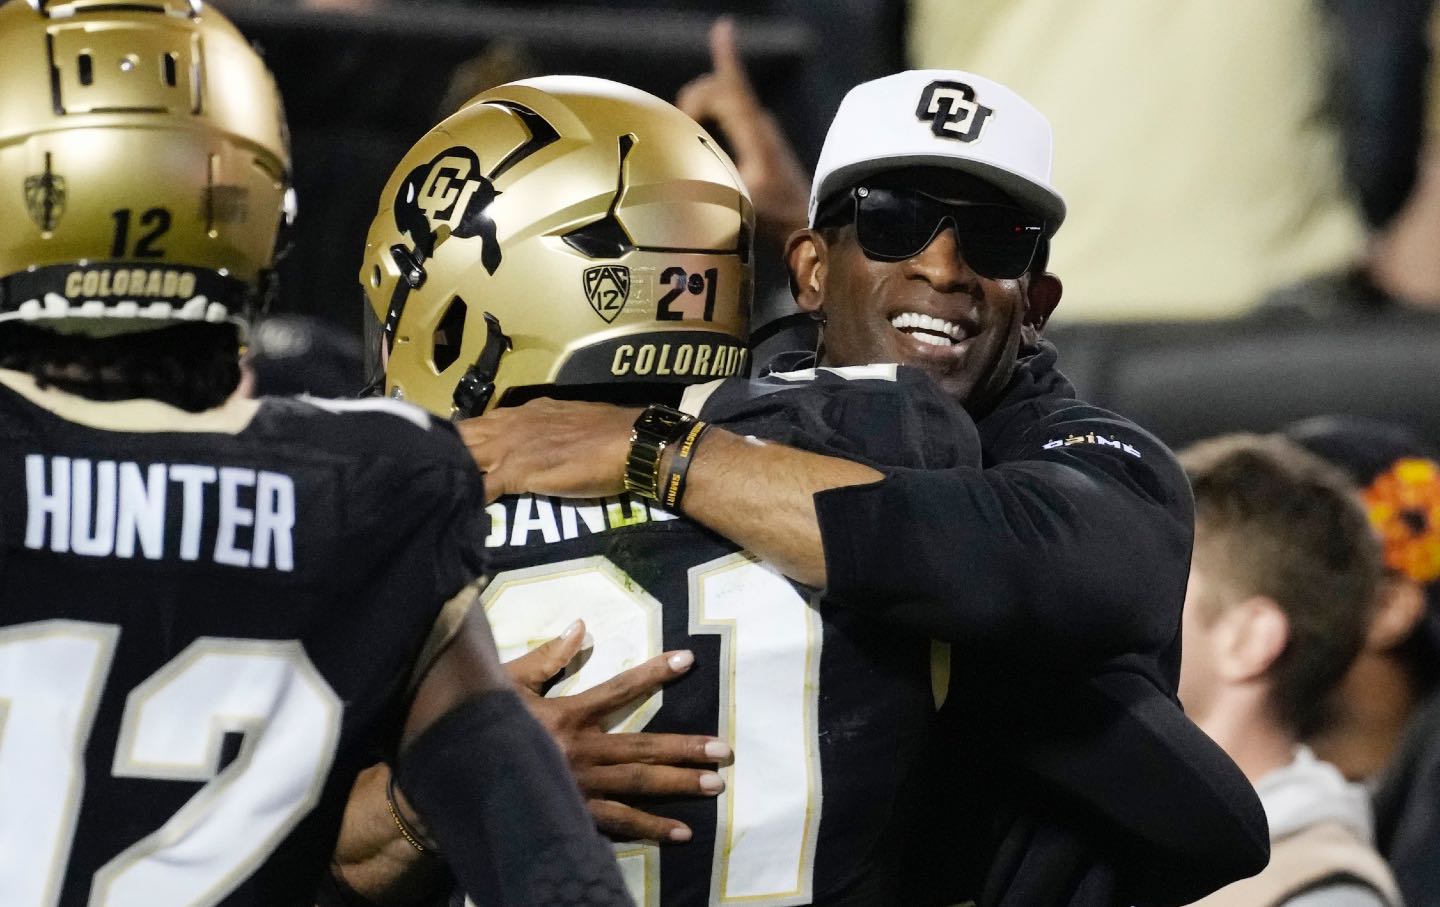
[768,341,1270,906]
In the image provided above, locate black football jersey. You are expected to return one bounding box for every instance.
[0,372,488,907]
[469,365,980,907]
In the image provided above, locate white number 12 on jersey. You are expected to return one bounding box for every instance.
[0,620,342,906]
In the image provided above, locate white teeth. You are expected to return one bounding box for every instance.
[889,311,966,342]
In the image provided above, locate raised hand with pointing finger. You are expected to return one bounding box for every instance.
[678,17,812,247]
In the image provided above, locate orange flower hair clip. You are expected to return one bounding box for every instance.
[1363,457,1440,585]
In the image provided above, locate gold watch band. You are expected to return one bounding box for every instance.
[623,404,696,500]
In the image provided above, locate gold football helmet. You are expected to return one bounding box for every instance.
[361,76,753,418]
[0,0,291,336]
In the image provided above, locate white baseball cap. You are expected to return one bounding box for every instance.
[809,70,1066,235]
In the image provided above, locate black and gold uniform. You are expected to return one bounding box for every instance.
[474,365,979,907]
[0,376,486,906]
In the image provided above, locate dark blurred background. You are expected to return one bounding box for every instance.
[213,0,904,336]
[217,0,1440,450]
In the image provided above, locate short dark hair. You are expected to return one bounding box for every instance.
[0,322,241,412]
[1180,434,1383,737]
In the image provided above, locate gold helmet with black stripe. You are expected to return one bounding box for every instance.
[361,75,753,418]
[0,0,292,337]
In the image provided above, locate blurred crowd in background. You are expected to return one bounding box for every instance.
[217,0,1439,316]
[223,0,1440,451]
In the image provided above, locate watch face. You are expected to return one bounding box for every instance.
[628,405,694,502]
[636,404,692,438]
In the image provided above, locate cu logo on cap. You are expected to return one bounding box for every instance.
[916,80,993,143]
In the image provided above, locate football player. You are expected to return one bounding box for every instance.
[340,75,987,906]
[0,3,626,905]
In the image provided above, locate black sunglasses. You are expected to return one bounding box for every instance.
[816,186,1046,280]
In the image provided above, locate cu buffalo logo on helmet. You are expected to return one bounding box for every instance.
[393,146,503,274]
[24,155,66,233]
[916,80,993,143]
[584,265,631,323]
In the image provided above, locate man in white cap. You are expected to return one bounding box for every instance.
[461,69,1268,904]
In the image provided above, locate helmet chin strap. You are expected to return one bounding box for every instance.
[451,311,512,419]
[382,243,428,352]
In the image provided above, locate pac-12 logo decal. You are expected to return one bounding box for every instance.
[584,265,631,322]
[916,80,993,143]
[24,153,66,232]
[393,146,503,274]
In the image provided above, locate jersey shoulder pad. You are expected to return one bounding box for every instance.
[251,395,470,467]
[767,363,900,384]
[299,395,435,430]
[700,365,978,469]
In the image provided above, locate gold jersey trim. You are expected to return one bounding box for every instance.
[0,368,258,435]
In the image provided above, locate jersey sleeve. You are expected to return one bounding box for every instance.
[950,659,1270,904]
[357,426,489,639]
[264,397,492,738]
[813,402,1193,670]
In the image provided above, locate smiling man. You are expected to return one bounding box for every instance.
[464,70,1268,904]
[801,165,1057,407]
[466,69,1165,664]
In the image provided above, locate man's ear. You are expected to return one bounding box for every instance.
[786,229,826,315]
[1022,273,1063,343]
[1217,597,1290,683]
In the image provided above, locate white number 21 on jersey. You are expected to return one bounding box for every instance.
[483,552,824,907]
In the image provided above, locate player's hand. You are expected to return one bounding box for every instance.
[677,18,811,246]
[457,398,640,503]
[505,620,733,843]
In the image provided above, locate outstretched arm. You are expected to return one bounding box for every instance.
[461,393,1187,664]
[657,427,878,588]
[460,398,879,589]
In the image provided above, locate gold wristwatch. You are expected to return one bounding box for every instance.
[624,404,698,500]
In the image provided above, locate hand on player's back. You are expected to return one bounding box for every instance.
[508,620,733,843]
[458,399,639,503]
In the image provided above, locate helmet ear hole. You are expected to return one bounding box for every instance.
[430,295,467,372]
